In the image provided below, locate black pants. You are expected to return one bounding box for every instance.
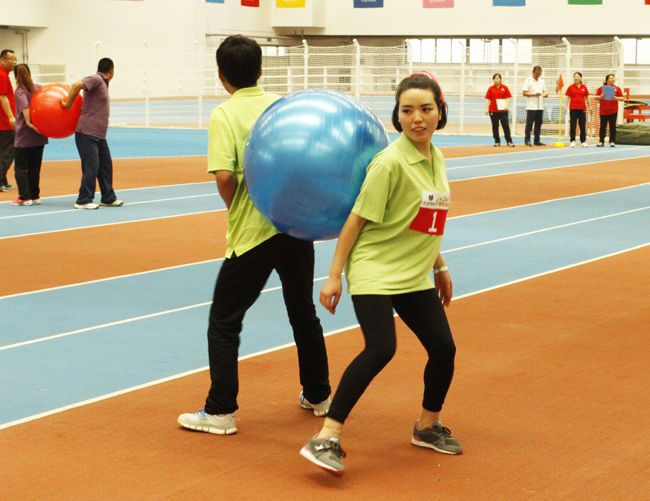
[489,111,512,144]
[14,145,45,201]
[205,233,330,415]
[525,110,544,143]
[569,109,587,143]
[0,129,15,186]
[326,289,456,425]
[75,132,117,205]
[599,113,617,143]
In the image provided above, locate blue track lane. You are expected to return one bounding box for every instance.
[2,184,649,425]
[3,147,648,239]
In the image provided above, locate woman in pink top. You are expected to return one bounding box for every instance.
[485,73,514,147]
[11,64,48,206]
[564,72,590,148]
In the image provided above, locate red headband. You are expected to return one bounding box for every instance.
[409,70,445,103]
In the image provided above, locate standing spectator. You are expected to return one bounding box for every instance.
[11,64,48,206]
[485,73,514,147]
[0,49,17,192]
[594,73,625,148]
[61,58,123,209]
[564,72,590,148]
[522,66,549,146]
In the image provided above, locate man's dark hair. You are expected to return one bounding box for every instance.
[97,58,114,74]
[533,65,542,73]
[216,35,262,89]
[392,73,448,132]
[1,50,15,59]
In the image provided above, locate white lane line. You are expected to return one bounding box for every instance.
[0,278,322,352]
[0,208,227,241]
[0,193,220,221]
[445,206,650,254]
[2,242,647,431]
[449,183,650,220]
[445,146,647,171]
[3,203,648,351]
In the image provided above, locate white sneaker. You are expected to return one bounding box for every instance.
[299,392,331,417]
[99,200,124,207]
[177,409,237,435]
[581,143,588,148]
[570,141,576,148]
[74,203,99,210]
[610,143,615,147]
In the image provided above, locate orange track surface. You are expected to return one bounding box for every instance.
[1,147,649,500]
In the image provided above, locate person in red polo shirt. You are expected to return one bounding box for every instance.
[594,73,625,147]
[0,49,17,192]
[485,73,514,147]
[564,72,590,148]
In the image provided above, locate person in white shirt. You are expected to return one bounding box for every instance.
[522,66,549,146]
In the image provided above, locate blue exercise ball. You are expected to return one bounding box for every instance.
[244,89,390,241]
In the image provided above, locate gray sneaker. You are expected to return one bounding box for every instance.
[177,409,237,435]
[300,436,346,477]
[411,420,462,455]
[299,392,331,417]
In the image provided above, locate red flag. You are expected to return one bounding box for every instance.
[556,74,564,93]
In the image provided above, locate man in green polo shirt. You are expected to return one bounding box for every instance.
[178,35,331,435]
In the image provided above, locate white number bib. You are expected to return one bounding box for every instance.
[409,191,451,235]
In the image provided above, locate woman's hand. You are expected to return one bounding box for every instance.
[434,270,453,308]
[320,276,343,315]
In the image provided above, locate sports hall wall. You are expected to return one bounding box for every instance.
[0,0,646,80]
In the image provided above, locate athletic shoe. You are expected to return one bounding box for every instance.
[300,436,346,477]
[597,142,604,147]
[581,143,588,148]
[610,143,615,147]
[534,142,546,146]
[99,200,124,207]
[74,203,99,210]
[32,199,41,205]
[0,185,11,192]
[570,141,576,148]
[177,409,237,435]
[494,143,500,147]
[507,142,515,147]
[411,419,463,455]
[11,198,32,206]
[525,141,532,147]
[299,392,331,417]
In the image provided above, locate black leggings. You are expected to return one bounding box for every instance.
[569,109,587,143]
[326,289,456,424]
[599,113,617,143]
[14,146,45,201]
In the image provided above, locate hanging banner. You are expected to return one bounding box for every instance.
[355,0,383,7]
[423,0,454,7]
[277,0,306,7]
[242,0,259,5]
[493,0,525,5]
[568,0,602,4]
[206,0,224,3]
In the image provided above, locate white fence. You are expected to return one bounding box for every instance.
[34,38,639,138]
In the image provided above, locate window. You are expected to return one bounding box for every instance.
[620,38,650,65]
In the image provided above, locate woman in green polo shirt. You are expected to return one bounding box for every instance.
[300,72,462,477]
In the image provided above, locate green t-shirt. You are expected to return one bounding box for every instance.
[208,86,280,258]
[345,133,450,295]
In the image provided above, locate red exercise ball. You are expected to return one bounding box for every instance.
[30,83,83,139]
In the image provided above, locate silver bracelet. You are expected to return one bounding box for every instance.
[433,265,448,275]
